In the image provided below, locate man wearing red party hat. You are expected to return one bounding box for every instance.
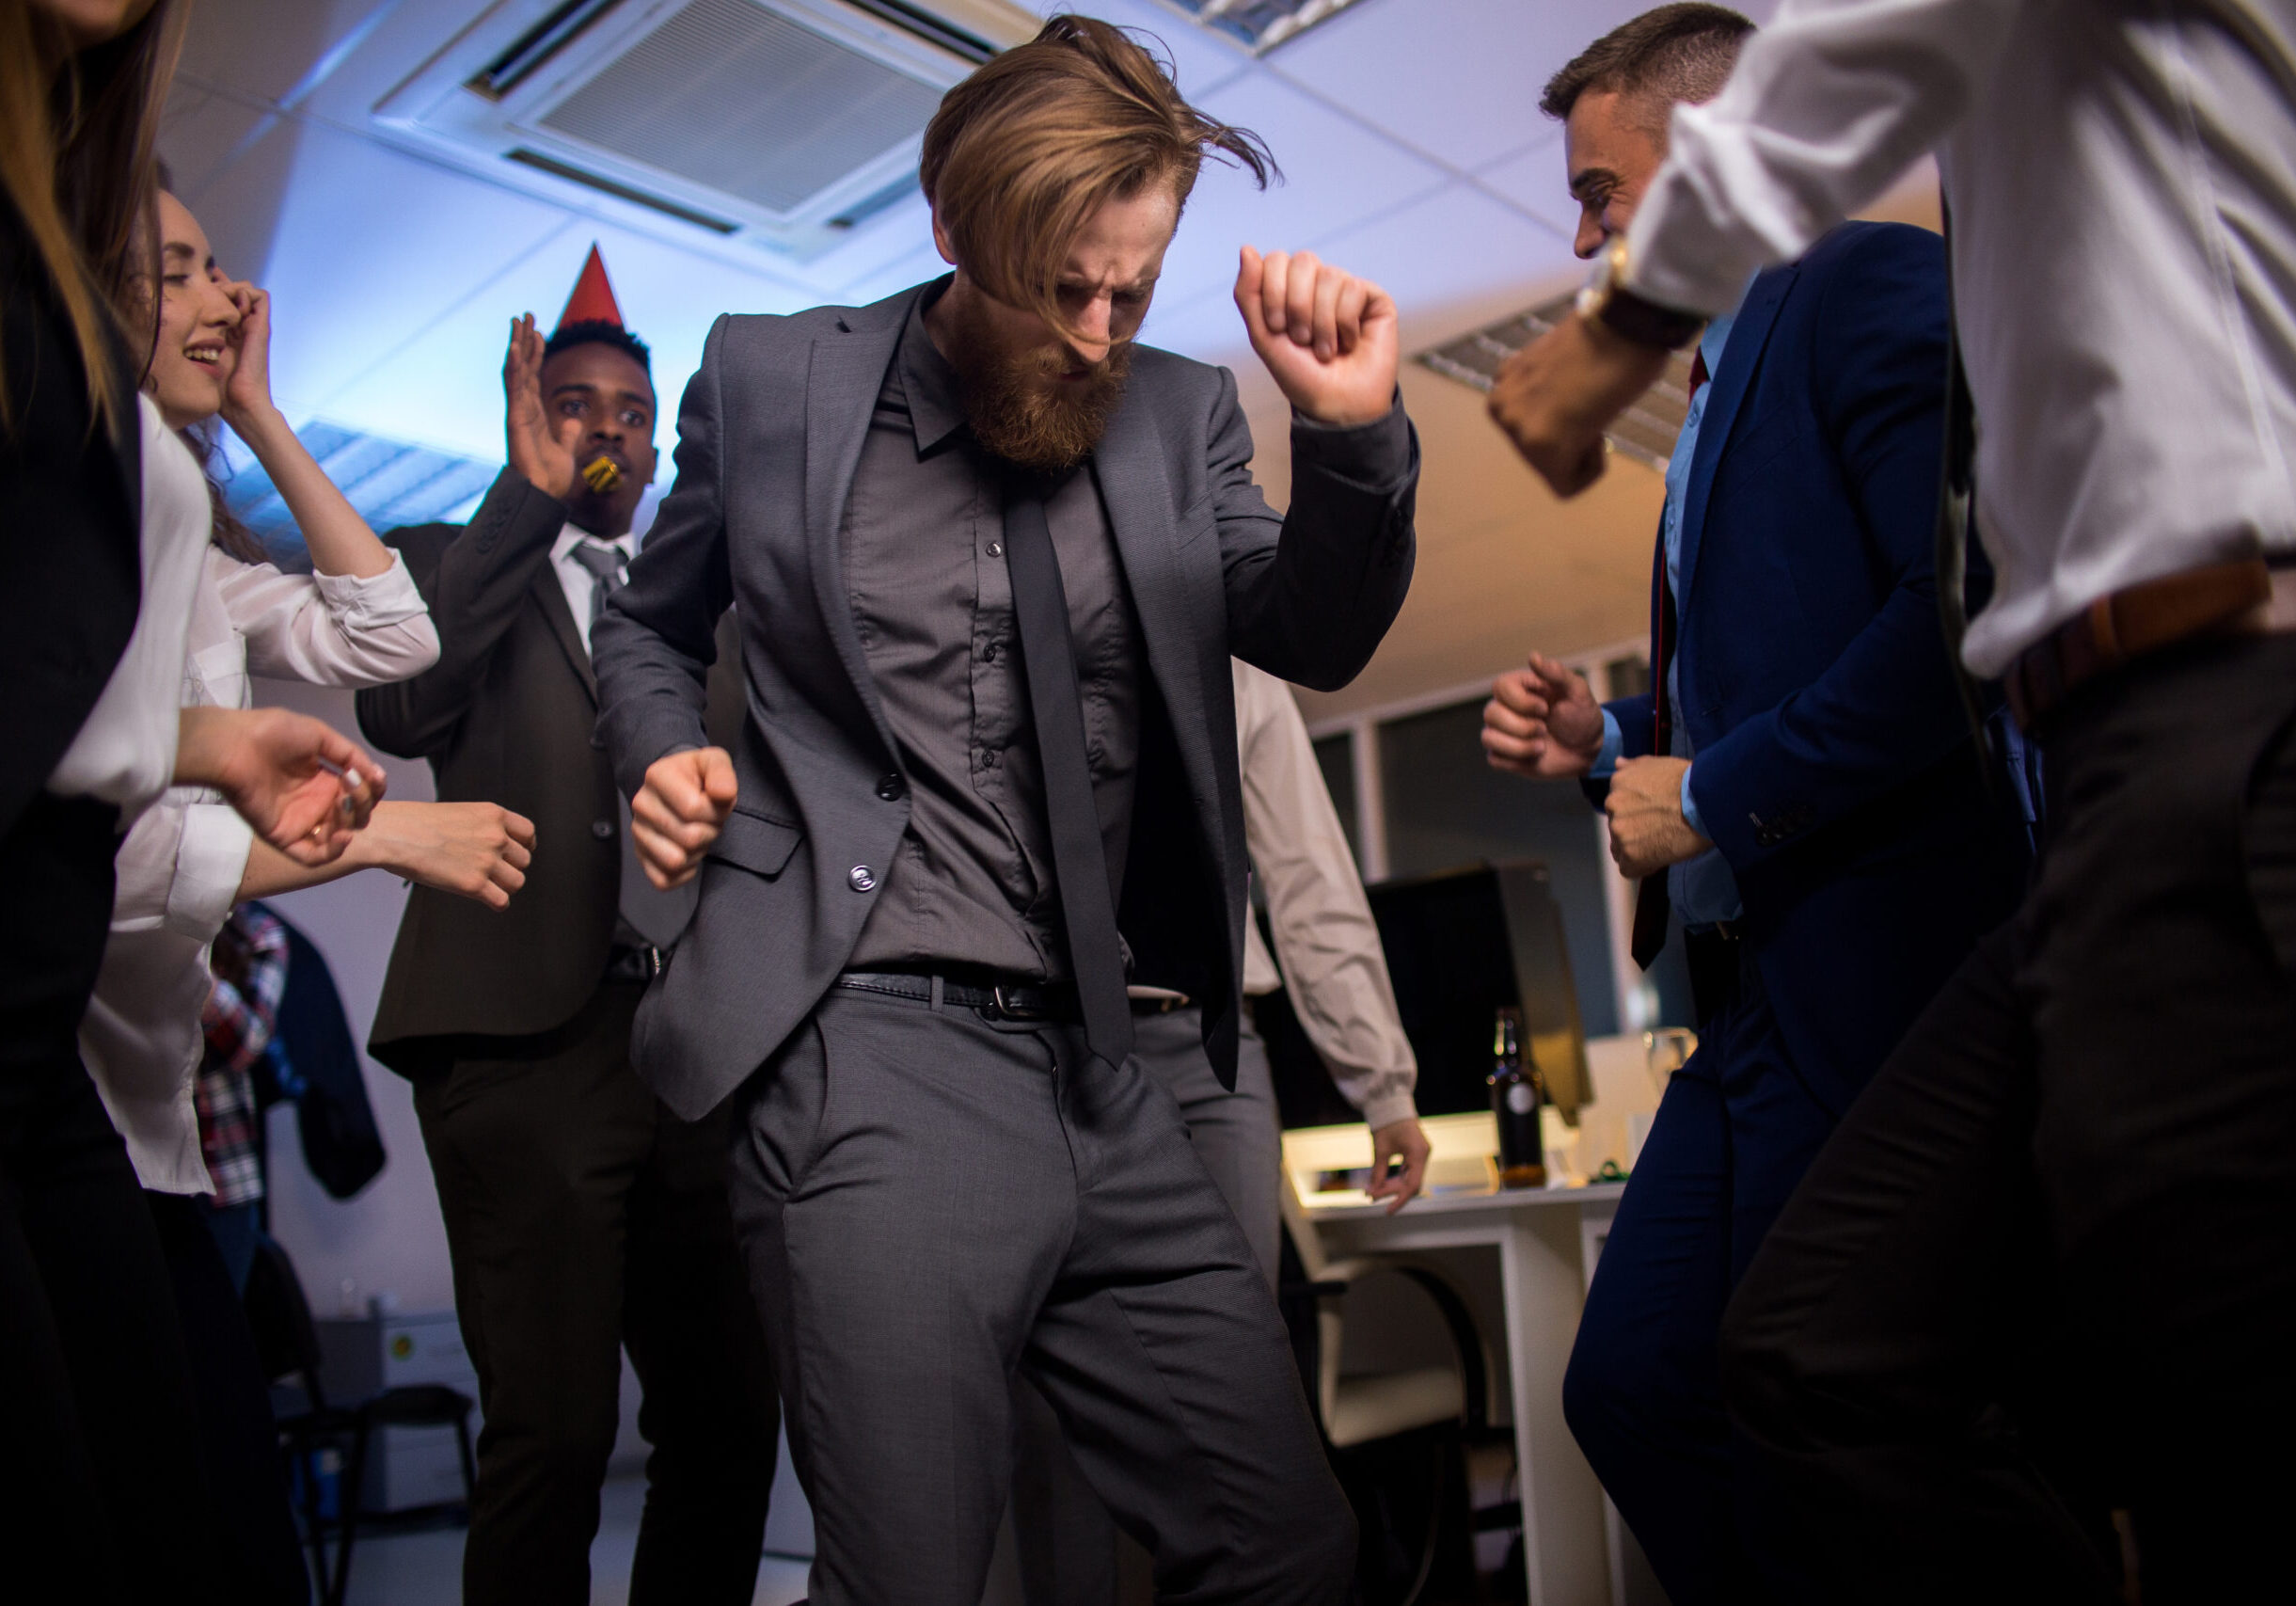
[356,248,778,1606]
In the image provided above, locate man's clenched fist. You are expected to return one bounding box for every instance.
[631,746,737,889]
[1483,653,1606,779]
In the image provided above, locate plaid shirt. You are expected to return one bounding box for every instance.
[198,905,289,1207]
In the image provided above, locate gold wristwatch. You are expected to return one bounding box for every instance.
[1576,237,1704,351]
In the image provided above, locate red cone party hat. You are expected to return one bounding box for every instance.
[555,244,625,333]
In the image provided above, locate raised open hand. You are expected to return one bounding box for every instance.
[504,312,577,501]
[1234,246,1398,428]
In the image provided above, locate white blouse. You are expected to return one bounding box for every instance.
[81,541,439,1194]
[46,397,213,816]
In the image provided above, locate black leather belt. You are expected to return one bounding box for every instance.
[833,970,1081,1022]
[605,943,664,983]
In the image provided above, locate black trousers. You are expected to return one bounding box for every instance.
[1720,631,2296,1604]
[149,1191,311,1603]
[411,979,781,1606]
[0,796,223,1603]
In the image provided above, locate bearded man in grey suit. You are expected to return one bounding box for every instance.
[593,19,1417,1604]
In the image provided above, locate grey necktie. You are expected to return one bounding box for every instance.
[568,538,696,951]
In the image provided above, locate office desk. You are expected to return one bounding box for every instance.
[1305,1183,1627,1606]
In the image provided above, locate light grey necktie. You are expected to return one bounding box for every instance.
[569,538,696,951]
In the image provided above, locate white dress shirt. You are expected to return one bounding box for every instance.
[1233,660,1418,1132]
[81,545,437,1193]
[1623,0,2296,676]
[552,525,637,655]
[46,396,212,815]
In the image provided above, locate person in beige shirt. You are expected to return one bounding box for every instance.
[1134,659,1429,1276]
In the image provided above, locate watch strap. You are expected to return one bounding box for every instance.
[1592,284,1704,351]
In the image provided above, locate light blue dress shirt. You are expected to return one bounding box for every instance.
[1591,287,1750,928]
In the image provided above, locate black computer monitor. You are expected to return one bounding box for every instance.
[1258,860,1589,1129]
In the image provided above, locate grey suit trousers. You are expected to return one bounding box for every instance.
[1012,1008,1292,1606]
[729,986,1352,1606]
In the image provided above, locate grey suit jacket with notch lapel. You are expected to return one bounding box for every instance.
[593,278,1417,1121]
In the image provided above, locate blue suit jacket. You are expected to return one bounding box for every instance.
[1600,221,2025,1114]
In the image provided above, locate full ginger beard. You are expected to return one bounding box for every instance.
[939,289,1134,474]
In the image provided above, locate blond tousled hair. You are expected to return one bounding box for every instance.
[920,15,1273,335]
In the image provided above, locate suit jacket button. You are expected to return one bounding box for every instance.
[592,819,614,840]
[848,865,877,893]
[875,774,905,802]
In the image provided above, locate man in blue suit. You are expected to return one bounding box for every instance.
[1480,8,2028,1599]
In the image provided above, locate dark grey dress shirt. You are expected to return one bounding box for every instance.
[844,293,1142,980]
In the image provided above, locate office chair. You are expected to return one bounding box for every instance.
[242,1232,477,1606]
[1277,1178,1521,1604]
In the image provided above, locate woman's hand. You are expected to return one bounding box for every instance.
[176,706,385,866]
[218,278,279,436]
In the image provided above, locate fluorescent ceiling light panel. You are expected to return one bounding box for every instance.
[1157,0,1369,55]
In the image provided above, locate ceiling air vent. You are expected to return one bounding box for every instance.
[372,0,1039,273]
[1417,292,1700,473]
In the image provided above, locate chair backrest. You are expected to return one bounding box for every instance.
[243,1231,330,1411]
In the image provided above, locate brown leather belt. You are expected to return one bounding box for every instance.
[2005,556,2278,729]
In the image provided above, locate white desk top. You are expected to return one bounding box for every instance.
[1303,1180,1627,1222]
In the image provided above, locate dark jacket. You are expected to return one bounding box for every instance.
[356,469,741,1072]
[0,193,141,839]
[592,278,1419,1120]
[1599,221,2026,1113]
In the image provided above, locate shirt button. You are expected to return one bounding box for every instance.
[875,773,905,802]
[982,642,999,662]
[986,541,1004,558]
[980,749,1000,770]
[847,865,877,893]
[592,819,614,840]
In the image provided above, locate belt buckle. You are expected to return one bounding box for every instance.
[990,983,1045,1021]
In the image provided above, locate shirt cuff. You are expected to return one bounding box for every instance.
[1358,1089,1419,1134]
[1290,393,1411,486]
[163,803,254,942]
[1680,765,1709,840]
[1590,708,1625,778]
[311,549,433,627]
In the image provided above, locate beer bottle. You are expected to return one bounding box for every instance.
[1490,1006,1547,1189]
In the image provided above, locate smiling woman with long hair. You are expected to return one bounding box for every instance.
[0,4,387,1599]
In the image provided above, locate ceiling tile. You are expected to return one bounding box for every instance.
[1039,0,1252,102]
[1306,182,1576,350]
[1265,0,1632,171]
[1150,69,1448,318]
[1473,131,1582,243]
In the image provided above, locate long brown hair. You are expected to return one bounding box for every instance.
[920,15,1274,339]
[0,0,186,435]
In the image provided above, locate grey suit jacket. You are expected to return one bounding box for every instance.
[593,278,1417,1121]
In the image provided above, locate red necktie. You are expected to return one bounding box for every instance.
[1628,348,1709,971]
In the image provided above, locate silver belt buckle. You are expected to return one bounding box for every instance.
[990,983,1044,1020]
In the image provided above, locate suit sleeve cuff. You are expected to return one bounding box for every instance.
[1591,708,1625,778]
[1290,394,1411,488]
